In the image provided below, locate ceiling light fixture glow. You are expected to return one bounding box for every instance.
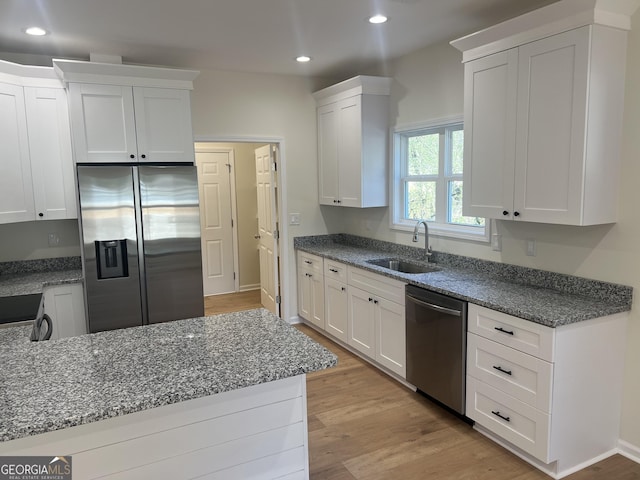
[296,56,311,63]
[24,26,48,36]
[368,14,388,24]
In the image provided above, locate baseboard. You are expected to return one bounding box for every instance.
[289,315,302,325]
[618,439,640,464]
[239,284,260,292]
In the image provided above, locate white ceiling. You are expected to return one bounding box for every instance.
[0,0,559,78]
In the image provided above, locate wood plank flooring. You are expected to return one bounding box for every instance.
[296,323,640,480]
[204,290,261,315]
[202,293,640,479]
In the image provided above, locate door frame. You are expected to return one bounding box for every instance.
[194,135,289,321]
[194,145,240,295]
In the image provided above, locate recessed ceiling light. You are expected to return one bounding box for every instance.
[296,56,311,63]
[24,26,48,36]
[369,14,388,24]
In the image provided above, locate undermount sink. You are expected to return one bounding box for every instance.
[366,258,440,274]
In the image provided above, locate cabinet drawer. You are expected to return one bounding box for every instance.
[347,266,406,305]
[467,377,551,463]
[324,260,347,282]
[468,304,555,361]
[467,333,553,412]
[297,251,323,275]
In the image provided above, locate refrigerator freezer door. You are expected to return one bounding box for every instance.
[139,166,204,323]
[77,166,144,332]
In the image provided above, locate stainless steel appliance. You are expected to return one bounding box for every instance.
[77,165,204,333]
[406,285,468,415]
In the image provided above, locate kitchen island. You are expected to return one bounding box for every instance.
[0,308,337,479]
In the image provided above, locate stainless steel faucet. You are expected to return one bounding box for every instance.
[413,220,433,259]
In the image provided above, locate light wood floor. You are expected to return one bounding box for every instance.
[202,294,640,479]
[296,323,640,480]
[204,290,261,315]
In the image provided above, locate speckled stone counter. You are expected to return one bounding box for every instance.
[0,308,337,443]
[295,234,632,328]
[0,256,83,297]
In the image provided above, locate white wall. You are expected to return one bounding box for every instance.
[190,69,330,321]
[0,219,80,262]
[328,17,640,451]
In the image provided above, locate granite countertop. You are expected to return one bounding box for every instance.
[0,308,337,443]
[295,235,632,328]
[0,256,83,297]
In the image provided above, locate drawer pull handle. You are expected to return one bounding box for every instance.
[491,410,510,422]
[341,287,346,291]
[493,365,512,376]
[494,326,514,336]
[329,268,338,273]
[304,260,312,265]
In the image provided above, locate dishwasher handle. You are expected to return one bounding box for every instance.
[406,294,462,317]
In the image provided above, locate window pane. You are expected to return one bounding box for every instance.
[406,181,436,221]
[448,180,485,226]
[407,133,439,176]
[451,129,464,175]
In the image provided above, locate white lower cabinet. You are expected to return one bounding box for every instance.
[43,283,87,340]
[296,253,407,380]
[466,303,628,478]
[296,252,324,329]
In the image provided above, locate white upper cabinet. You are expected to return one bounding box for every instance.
[0,82,34,224]
[453,2,632,225]
[0,61,77,224]
[54,59,199,164]
[68,84,194,163]
[313,76,391,208]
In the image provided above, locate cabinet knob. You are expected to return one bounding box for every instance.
[373,299,378,304]
[502,211,509,216]
[368,297,373,302]
[514,211,520,217]
[130,154,135,159]
[38,213,44,218]
[341,287,346,291]
[141,154,146,159]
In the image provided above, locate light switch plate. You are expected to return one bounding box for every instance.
[289,213,301,225]
[48,233,60,247]
[526,239,536,256]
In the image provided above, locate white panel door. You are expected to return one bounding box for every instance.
[348,286,376,358]
[68,83,137,163]
[0,82,34,224]
[325,278,348,342]
[24,87,77,220]
[317,102,339,205]
[336,95,362,207]
[297,270,313,323]
[514,27,589,224]
[196,149,236,296]
[463,49,518,220]
[133,87,195,163]
[44,283,87,340]
[255,145,279,315]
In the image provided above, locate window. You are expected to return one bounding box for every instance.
[391,118,487,241]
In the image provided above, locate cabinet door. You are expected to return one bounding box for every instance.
[44,283,87,340]
[310,272,325,329]
[297,270,313,323]
[514,27,589,224]
[68,83,138,163]
[336,95,362,207]
[133,87,195,163]
[463,49,518,220]
[376,297,406,378]
[0,82,35,224]
[317,102,339,205]
[24,87,77,220]
[325,278,348,342]
[348,286,376,357]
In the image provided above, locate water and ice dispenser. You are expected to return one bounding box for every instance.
[95,240,129,279]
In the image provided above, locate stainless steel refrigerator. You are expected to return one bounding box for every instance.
[77,165,204,333]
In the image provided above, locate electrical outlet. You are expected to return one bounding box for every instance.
[48,232,60,247]
[491,234,502,252]
[526,239,536,256]
[289,213,301,225]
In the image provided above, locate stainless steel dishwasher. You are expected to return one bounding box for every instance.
[406,285,468,415]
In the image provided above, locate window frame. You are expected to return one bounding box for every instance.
[390,116,489,242]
